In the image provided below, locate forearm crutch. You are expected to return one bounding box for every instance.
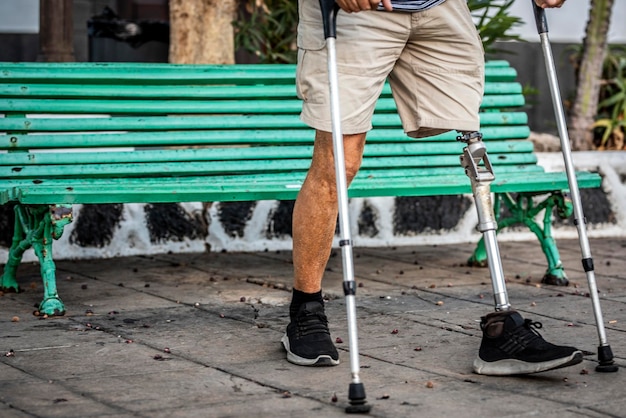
[532,1,618,373]
[319,0,372,412]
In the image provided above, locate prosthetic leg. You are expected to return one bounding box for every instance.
[457,131,511,311]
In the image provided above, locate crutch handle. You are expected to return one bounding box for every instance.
[532,1,549,34]
[319,0,340,39]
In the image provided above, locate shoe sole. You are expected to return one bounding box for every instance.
[473,350,583,375]
[281,334,340,367]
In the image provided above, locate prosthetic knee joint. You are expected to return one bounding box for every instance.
[457,132,510,311]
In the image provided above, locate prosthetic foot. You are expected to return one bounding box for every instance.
[458,132,584,375]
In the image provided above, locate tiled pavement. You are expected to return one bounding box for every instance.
[1,238,625,417]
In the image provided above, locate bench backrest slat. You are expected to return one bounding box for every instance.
[0,112,528,133]
[1,125,531,150]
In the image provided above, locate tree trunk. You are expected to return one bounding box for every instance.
[169,0,236,64]
[37,0,75,62]
[569,0,614,150]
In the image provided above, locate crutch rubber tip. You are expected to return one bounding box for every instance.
[596,363,619,373]
[345,403,371,414]
[345,383,371,414]
[596,345,619,373]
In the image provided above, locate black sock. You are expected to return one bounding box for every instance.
[289,289,324,319]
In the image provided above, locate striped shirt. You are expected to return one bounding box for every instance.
[378,0,447,12]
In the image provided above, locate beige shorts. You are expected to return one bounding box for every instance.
[296,0,484,138]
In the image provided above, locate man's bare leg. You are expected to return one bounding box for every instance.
[282,129,366,366]
[293,130,366,292]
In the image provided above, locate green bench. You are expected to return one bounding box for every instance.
[0,61,602,315]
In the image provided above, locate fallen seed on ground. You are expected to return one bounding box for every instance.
[239,297,246,302]
[414,347,422,351]
[436,301,444,306]
[426,381,434,388]
[11,316,19,322]
[336,337,343,343]
[391,329,399,334]
[164,347,171,353]
[380,394,390,400]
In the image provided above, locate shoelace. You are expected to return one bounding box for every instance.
[295,310,330,338]
[524,319,543,331]
[500,319,545,354]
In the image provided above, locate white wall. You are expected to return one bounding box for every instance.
[0,0,38,34]
[508,0,626,43]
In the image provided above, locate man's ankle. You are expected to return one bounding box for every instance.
[289,288,324,319]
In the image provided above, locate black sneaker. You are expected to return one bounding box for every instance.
[281,301,339,366]
[473,310,583,375]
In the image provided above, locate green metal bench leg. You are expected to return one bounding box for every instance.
[37,205,72,316]
[31,225,65,316]
[469,192,572,286]
[0,206,28,292]
[1,204,72,316]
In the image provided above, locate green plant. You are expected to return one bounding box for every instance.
[468,0,524,56]
[592,52,626,149]
[234,0,523,64]
[233,0,298,64]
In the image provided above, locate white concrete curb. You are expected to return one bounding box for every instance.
[2,152,625,263]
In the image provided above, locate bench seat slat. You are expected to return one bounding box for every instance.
[7,171,601,205]
[2,164,548,190]
[3,153,539,179]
